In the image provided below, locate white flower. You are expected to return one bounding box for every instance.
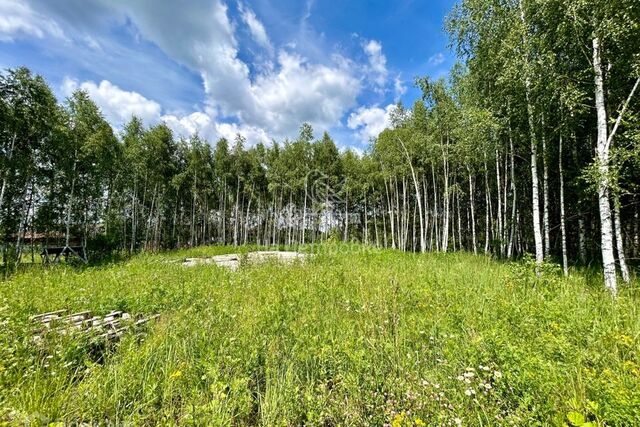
[493,371,502,378]
[464,388,476,396]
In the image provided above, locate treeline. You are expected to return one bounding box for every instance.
[442,0,640,294]
[1,0,639,293]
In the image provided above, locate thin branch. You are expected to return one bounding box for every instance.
[606,76,640,151]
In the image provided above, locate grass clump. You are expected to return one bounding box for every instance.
[0,244,638,425]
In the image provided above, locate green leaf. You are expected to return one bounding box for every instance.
[567,411,585,426]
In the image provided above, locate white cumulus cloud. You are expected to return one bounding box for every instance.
[249,51,360,135]
[62,77,162,127]
[363,39,388,92]
[22,0,378,144]
[347,104,395,143]
[61,77,272,144]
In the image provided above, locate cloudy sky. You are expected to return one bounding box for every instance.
[0,0,455,148]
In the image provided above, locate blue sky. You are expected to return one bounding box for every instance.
[0,0,456,149]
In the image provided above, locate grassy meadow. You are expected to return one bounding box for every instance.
[0,244,639,426]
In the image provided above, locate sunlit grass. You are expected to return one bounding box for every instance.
[1,244,638,425]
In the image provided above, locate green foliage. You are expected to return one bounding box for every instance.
[1,246,638,425]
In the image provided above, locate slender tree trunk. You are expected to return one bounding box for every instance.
[403,177,409,250]
[495,149,503,256]
[456,188,462,251]
[484,157,492,254]
[233,178,240,246]
[344,187,349,241]
[634,207,639,259]
[593,36,617,295]
[578,217,587,264]
[15,179,33,266]
[559,134,568,276]
[244,186,253,246]
[502,149,509,251]
[431,163,439,252]
[507,130,517,258]
[386,178,395,249]
[613,194,630,283]
[302,178,307,244]
[65,158,78,248]
[467,167,477,254]
[382,194,388,248]
[222,179,227,244]
[485,185,490,254]
[441,140,450,252]
[191,173,197,246]
[364,193,369,245]
[423,177,430,249]
[0,133,17,219]
[373,195,380,247]
[144,184,157,250]
[519,1,544,269]
[398,138,425,252]
[541,115,551,258]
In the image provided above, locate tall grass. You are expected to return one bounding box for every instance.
[0,244,638,425]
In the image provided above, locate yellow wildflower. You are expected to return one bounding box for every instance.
[391,412,405,427]
[616,334,633,347]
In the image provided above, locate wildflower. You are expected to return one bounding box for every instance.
[464,388,476,396]
[493,371,502,379]
[454,418,463,426]
[169,369,183,380]
[415,417,426,427]
[483,383,492,390]
[391,412,405,427]
[457,375,464,381]
[617,334,633,347]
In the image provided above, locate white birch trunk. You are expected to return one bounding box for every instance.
[467,167,477,254]
[519,0,544,269]
[559,134,568,276]
[613,194,630,283]
[398,137,425,252]
[541,115,550,258]
[592,36,617,295]
[441,141,450,252]
[507,131,517,258]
